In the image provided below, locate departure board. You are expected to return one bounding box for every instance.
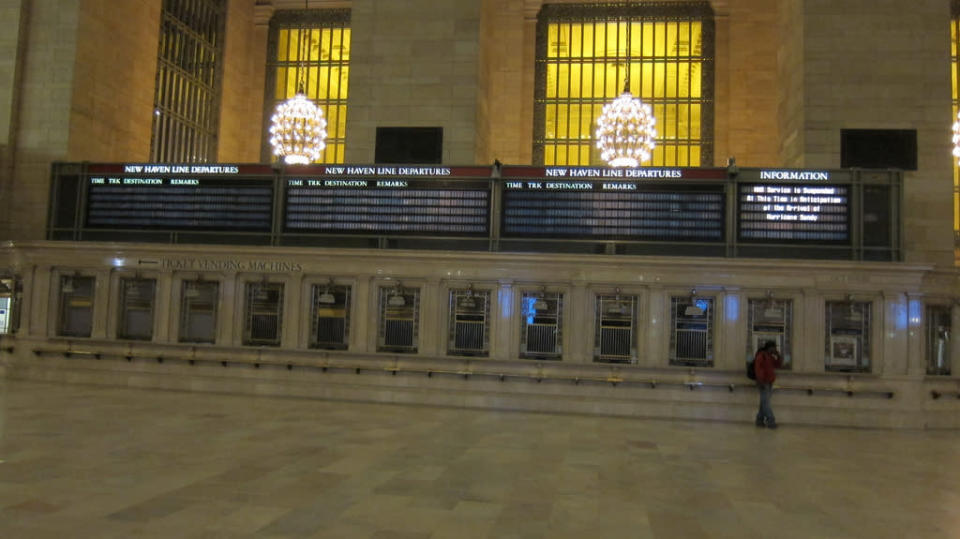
[284,178,490,236]
[502,180,725,241]
[85,177,273,231]
[738,183,849,242]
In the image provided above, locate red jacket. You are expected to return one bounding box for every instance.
[754,349,783,384]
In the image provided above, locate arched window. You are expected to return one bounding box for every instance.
[534,2,714,167]
[150,0,226,163]
[263,9,351,164]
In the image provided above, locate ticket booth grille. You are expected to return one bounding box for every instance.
[669,295,714,366]
[926,305,951,376]
[310,284,351,349]
[118,278,157,340]
[747,298,792,368]
[448,288,490,357]
[58,275,96,338]
[520,291,563,360]
[179,280,219,343]
[244,281,284,346]
[825,300,871,372]
[378,286,419,353]
[0,277,20,334]
[594,294,637,363]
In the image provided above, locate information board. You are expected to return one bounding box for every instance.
[502,180,725,241]
[85,176,273,231]
[738,183,849,242]
[284,178,490,236]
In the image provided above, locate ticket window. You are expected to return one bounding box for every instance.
[447,288,490,357]
[117,278,157,341]
[669,295,714,367]
[243,282,284,346]
[594,294,638,364]
[825,301,872,373]
[747,298,792,369]
[58,275,96,338]
[926,305,951,376]
[520,290,563,360]
[179,280,219,344]
[377,286,419,353]
[0,277,19,334]
[310,283,350,350]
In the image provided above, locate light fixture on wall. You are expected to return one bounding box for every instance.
[458,284,476,309]
[184,280,200,298]
[318,279,336,304]
[685,289,704,316]
[605,287,628,315]
[387,283,407,307]
[533,288,549,311]
[62,276,75,294]
[268,0,327,165]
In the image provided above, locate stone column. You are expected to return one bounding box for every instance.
[905,293,926,377]
[641,287,666,368]
[221,273,239,346]
[797,291,822,373]
[91,269,111,339]
[153,271,173,343]
[282,272,303,349]
[566,282,589,363]
[493,281,514,361]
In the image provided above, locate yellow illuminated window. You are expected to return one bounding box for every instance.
[265,10,350,164]
[951,8,960,239]
[535,3,713,167]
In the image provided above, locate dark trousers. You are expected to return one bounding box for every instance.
[756,383,776,426]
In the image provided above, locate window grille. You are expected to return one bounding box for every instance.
[0,277,19,334]
[534,2,714,166]
[951,2,960,243]
[594,294,637,363]
[244,282,284,346]
[825,301,871,373]
[0,297,8,334]
[118,278,157,341]
[378,286,419,353]
[520,291,563,360]
[150,0,226,162]
[264,9,351,163]
[926,305,952,376]
[448,289,491,357]
[747,298,792,369]
[179,280,219,343]
[669,295,713,366]
[310,283,350,349]
[58,275,96,338]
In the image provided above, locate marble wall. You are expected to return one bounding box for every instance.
[343,0,481,164]
[3,241,959,428]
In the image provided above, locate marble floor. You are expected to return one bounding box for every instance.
[0,380,958,538]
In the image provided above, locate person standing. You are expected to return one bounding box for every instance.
[755,340,784,429]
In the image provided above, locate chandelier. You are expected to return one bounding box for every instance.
[269,84,327,165]
[595,83,657,167]
[953,110,960,164]
[268,9,327,165]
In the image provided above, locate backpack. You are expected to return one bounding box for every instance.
[746,359,756,380]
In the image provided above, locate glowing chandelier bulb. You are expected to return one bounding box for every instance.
[595,88,657,167]
[269,91,327,165]
[952,110,960,164]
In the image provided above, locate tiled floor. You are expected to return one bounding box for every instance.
[0,380,958,538]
